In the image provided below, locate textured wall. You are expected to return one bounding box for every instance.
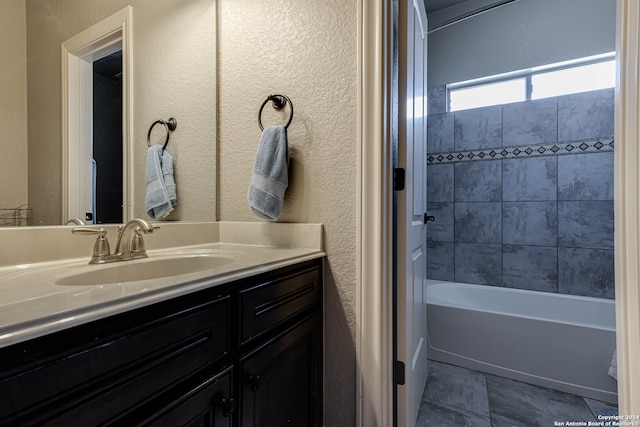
[25,0,216,224]
[426,88,615,299]
[428,0,616,86]
[218,1,358,425]
[1,0,28,211]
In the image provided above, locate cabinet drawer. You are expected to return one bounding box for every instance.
[132,367,234,427]
[240,265,321,345]
[0,295,230,426]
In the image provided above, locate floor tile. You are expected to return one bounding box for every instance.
[416,401,490,427]
[420,361,620,427]
[424,361,490,418]
[486,374,596,426]
[584,398,619,418]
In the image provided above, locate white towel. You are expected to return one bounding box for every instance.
[145,145,176,219]
[247,125,289,220]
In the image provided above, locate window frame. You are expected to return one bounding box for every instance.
[446,51,615,112]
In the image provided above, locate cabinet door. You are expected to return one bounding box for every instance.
[239,313,322,427]
[133,367,234,427]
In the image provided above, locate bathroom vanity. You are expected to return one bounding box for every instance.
[0,222,324,426]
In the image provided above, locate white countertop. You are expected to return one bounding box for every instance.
[0,222,324,348]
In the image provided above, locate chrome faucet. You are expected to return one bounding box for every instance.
[65,217,86,225]
[113,218,157,259]
[72,219,159,264]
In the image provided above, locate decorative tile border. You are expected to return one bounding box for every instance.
[427,138,614,165]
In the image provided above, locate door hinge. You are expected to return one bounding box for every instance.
[393,360,406,385]
[393,168,405,191]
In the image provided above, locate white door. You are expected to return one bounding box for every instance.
[396,0,428,425]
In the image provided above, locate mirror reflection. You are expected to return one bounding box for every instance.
[1,0,217,226]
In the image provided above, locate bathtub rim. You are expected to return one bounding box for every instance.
[425,279,616,331]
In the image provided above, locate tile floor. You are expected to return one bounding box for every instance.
[418,360,619,427]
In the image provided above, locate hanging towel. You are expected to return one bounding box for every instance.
[247,125,289,221]
[608,348,618,380]
[145,145,177,219]
[91,159,97,224]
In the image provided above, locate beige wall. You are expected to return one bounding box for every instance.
[1,0,28,211]
[26,0,216,225]
[218,0,358,425]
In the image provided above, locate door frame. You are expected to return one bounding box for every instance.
[356,0,640,423]
[614,0,640,414]
[61,6,133,224]
[356,0,394,425]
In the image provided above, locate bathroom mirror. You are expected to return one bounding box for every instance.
[2,0,216,226]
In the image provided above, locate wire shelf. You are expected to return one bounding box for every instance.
[0,205,33,227]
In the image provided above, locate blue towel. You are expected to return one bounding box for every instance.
[248,125,289,220]
[145,145,177,219]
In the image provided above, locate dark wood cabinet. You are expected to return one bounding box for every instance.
[239,313,322,427]
[0,258,322,427]
[129,366,235,427]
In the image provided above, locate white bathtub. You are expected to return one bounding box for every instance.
[426,280,617,404]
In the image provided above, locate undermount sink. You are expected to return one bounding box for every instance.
[55,255,235,286]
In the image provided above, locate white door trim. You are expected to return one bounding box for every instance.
[614,0,640,414]
[61,6,133,224]
[356,0,394,426]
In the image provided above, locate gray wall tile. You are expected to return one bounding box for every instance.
[427,202,454,242]
[454,106,502,150]
[427,164,454,202]
[503,202,557,246]
[427,113,454,154]
[558,88,615,142]
[558,201,614,249]
[503,157,557,201]
[503,98,558,146]
[455,160,502,202]
[428,85,447,115]
[558,152,614,201]
[455,243,502,286]
[559,248,615,298]
[502,245,558,292]
[455,202,502,244]
[424,88,615,299]
[427,241,455,281]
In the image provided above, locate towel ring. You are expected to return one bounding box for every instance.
[147,117,178,150]
[258,94,293,131]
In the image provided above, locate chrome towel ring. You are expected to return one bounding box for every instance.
[147,117,177,150]
[258,94,293,131]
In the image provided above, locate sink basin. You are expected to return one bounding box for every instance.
[55,255,235,286]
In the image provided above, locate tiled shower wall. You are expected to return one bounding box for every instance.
[426,87,615,299]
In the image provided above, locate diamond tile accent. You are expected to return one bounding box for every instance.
[427,138,614,165]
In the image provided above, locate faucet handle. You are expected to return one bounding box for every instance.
[72,227,111,263]
[72,226,107,237]
[131,227,145,253]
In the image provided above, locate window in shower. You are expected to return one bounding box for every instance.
[448,51,615,112]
